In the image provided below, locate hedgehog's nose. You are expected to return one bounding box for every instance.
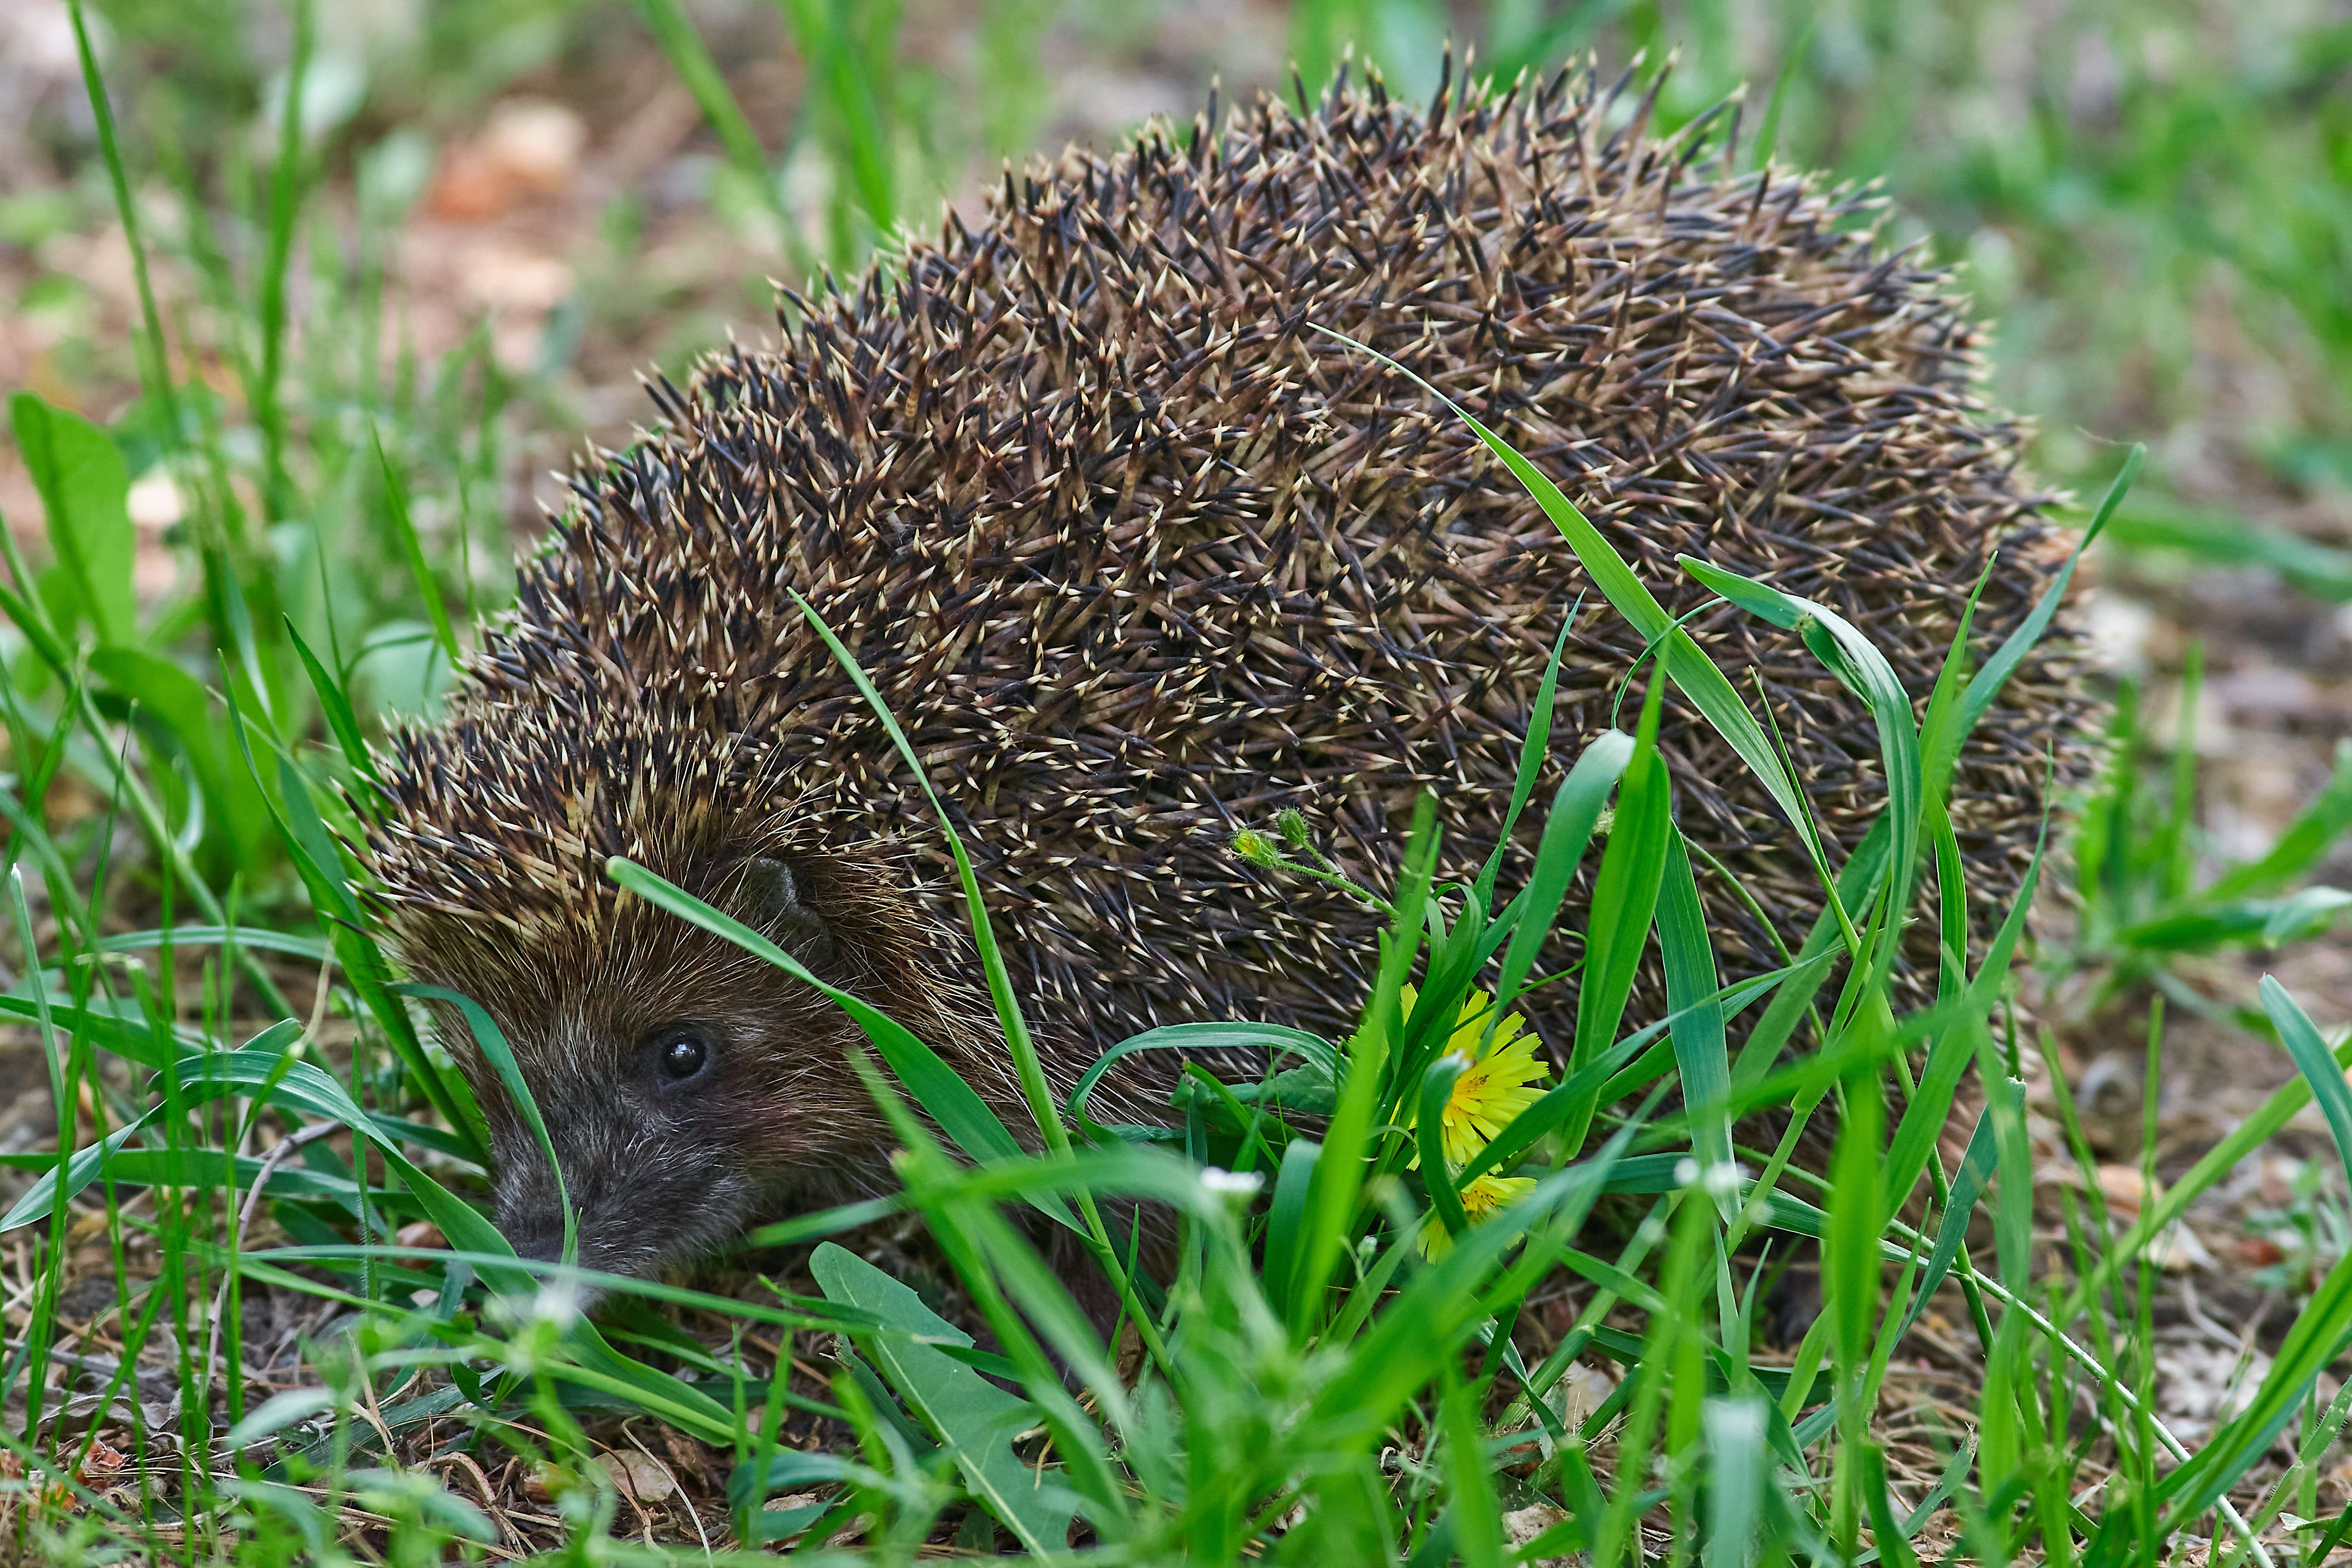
[500,1213,566,1267]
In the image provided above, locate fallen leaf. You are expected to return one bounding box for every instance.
[2096,1163,2158,1215]
[595,1449,677,1505]
[77,1438,125,1484]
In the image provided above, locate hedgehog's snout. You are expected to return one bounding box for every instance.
[485,1038,762,1290]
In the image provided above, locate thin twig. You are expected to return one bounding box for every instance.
[196,1119,341,1425]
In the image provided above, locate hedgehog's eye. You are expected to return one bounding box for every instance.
[646,1024,713,1084]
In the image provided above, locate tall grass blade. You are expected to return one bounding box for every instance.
[1658,828,1731,1189]
[1567,666,1670,1148]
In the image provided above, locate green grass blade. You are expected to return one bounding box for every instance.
[1567,668,1671,1149]
[1472,616,1576,911]
[2263,975,2352,1185]
[254,0,313,523]
[1294,791,1439,1333]
[1678,553,1922,980]
[1896,1104,1994,1339]
[63,0,180,446]
[784,589,1065,1158]
[2062,1024,2352,1322]
[2205,739,2352,900]
[372,431,459,664]
[632,0,784,223]
[1659,828,1732,1193]
[1441,1365,1504,1568]
[286,618,380,789]
[2107,495,2352,602]
[1824,1054,1885,1380]
[1704,1397,1770,1568]
[1418,1055,1472,1242]
[1959,443,2143,737]
[1490,729,1634,1016]
[2158,1241,2352,1528]
[394,984,575,1265]
[608,858,1024,1165]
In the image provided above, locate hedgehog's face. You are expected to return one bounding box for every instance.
[451,856,894,1289]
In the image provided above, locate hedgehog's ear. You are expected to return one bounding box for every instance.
[739,857,833,967]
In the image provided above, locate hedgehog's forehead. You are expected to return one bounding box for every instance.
[396,892,771,1036]
[371,690,810,966]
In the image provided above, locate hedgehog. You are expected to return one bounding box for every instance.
[370,64,2083,1285]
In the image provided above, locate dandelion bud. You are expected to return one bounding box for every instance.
[1231,829,1282,867]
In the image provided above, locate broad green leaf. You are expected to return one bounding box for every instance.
[811,1242,1076,1552]
[91,646,267,858]
[11,391,135,645]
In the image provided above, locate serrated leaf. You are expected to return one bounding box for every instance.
[91,646,268,858]
[811,1242,1077,1553]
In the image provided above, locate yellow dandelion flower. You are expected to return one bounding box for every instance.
[1401,985,1550,1167]
[1419,1172,1539,1258]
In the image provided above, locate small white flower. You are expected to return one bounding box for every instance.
[1702,1162,1743,1200]
[1200,1166,1265,1199]
[1675,1157,1701,1189]
[529,1279,582,1333]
